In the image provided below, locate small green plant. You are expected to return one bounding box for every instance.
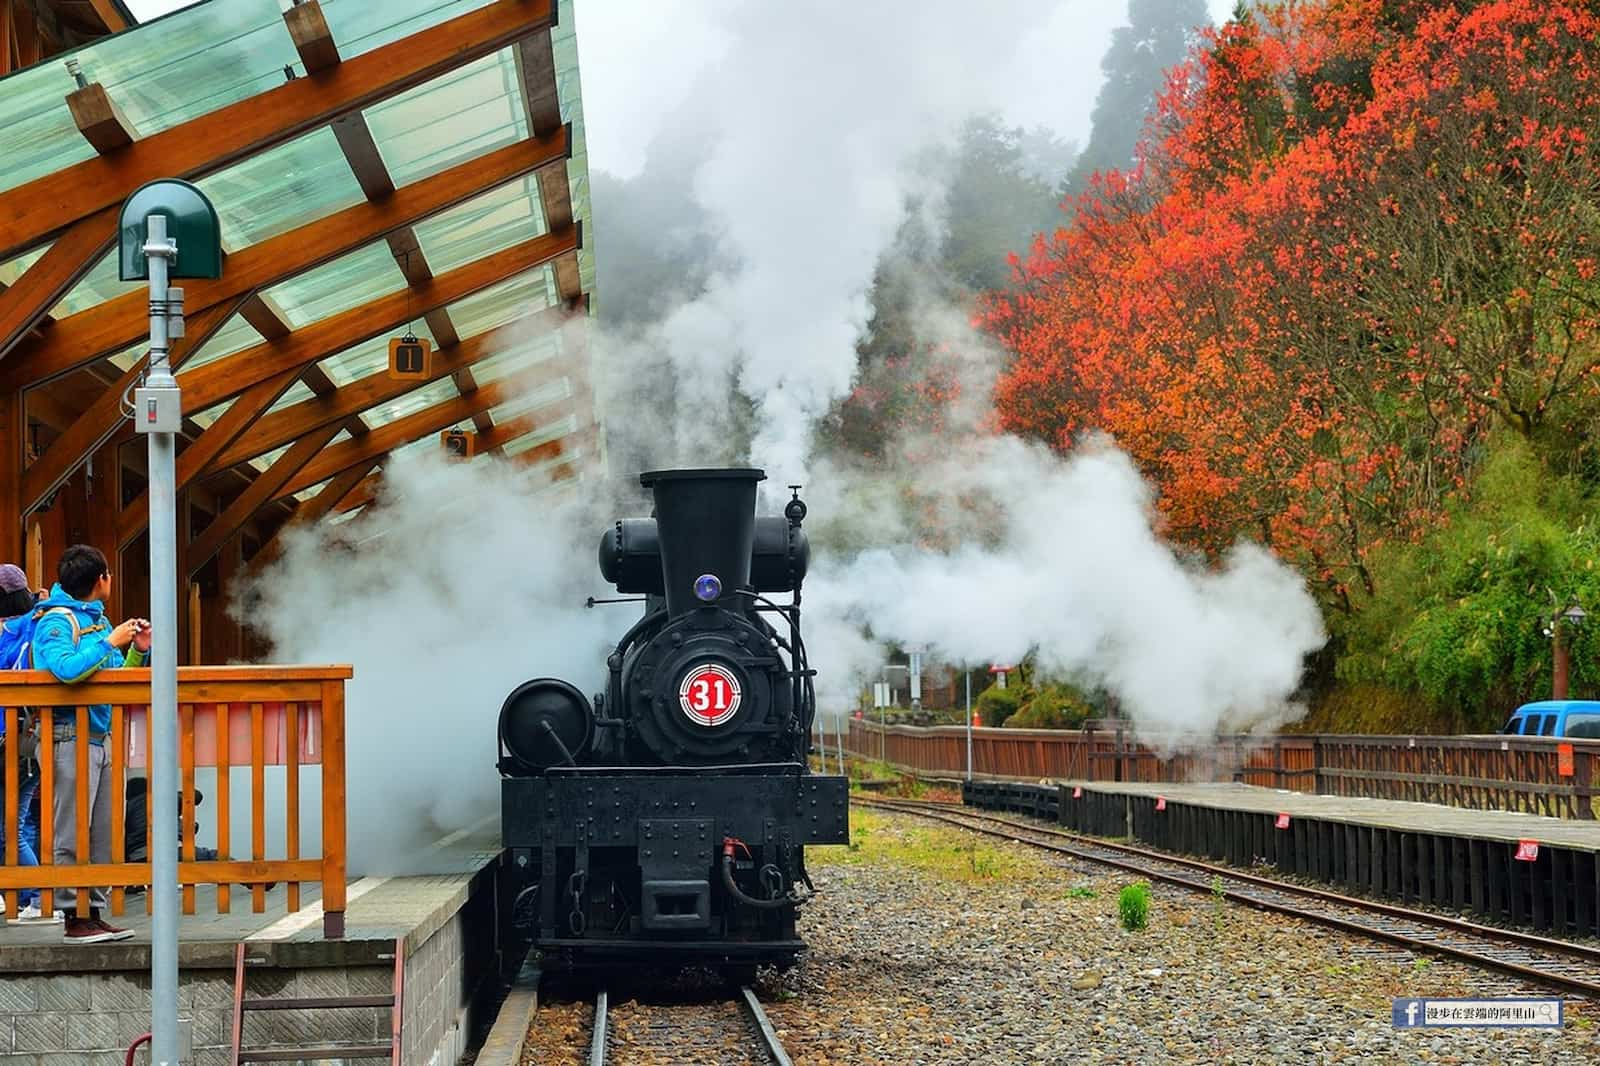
[1066,886,1097,899]
[969,844,1001,878]
[1118,881,1152,931]
[1411,958,1432,973]
[1210,875,1226,931]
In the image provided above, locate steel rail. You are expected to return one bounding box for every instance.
[581,985,790,1065]
[857,796,1600,1000]
[588,989,608,1066]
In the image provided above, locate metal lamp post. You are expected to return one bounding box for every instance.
[118,180,221,1066]
[1550,601,1588,700]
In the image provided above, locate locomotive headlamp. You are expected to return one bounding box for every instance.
[694,573,722,602]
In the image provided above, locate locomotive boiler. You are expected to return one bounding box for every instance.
[498,467,849,975]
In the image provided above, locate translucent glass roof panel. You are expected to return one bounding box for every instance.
[365,49,528,186]
[52,250,124,317]
[0,0,293,196]
[106,341,148,374]
[182,315,265,373]
[489,379,571,423]
[265,242,407,329]
[321,0,495,58]
[502,415,578,458]
[447,265,556,339]
[294,479,333,504]
[470,330,563,386]
[553,0,596,298]
[412,175,548,274]
[197,128,366,249]
[362,378,460,427]
[266,381,318,415]
[319,322,439,386]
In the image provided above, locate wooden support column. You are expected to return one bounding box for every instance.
[0,389,22,564]
[187,580,202,666]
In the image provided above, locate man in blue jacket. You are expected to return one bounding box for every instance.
[33,545,150,944]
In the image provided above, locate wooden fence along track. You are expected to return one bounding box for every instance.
[584,985,792,1066]
[858,796,1600,1000]
[847,720,1600,819]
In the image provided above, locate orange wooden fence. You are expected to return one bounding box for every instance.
[0,666,351,938]
[846,719,1600,819]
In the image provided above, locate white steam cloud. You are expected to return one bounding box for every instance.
[243,451,623,874]
[241,1,1327,868]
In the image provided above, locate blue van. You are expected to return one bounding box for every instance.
[1502,700,1600,739]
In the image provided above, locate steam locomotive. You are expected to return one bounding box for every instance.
[498,468,849,976]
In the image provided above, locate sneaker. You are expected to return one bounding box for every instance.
[92,918,133,942]
[63,917,116,944]
[17,903,62,924]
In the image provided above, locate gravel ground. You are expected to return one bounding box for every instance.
[518,805,1599,1063]
[760,807,1599,1064]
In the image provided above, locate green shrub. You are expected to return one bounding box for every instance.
[974,684,1021,727]
[1006,680,1094,729]
[1118,881,1152,931]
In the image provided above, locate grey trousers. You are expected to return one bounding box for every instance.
[52,736,111,912]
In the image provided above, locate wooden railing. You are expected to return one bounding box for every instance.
[845,720,1600,820]
[0,666,352,938]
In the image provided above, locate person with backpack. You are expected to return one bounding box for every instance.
[32,546,150,944]
[0,563,53,923]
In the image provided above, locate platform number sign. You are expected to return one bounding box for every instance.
[679,663,742,726]
[388,334,433,380]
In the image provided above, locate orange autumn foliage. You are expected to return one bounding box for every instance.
[986,0,1600,612]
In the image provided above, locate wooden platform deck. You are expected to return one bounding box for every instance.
[1070,780,1600,851]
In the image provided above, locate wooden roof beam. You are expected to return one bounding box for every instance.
[2,127,571,390]
[179,229,576,413]
[249,460,379,574]
[275,383,579,500]
[20,296,247,515]
[186,422,344,578]
[208,304,576,470]
[0,209,115,363]
[0,0,556,259]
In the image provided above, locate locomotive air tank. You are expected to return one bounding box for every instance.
[497,467,849,976]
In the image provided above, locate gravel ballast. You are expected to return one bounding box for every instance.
[521,805,1598,1063]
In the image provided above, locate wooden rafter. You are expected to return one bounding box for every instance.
[113,367,303,550]
[0,208,116,363]
[0,0,556,260]
[2,129,570,390]
[85,0,129,33]
[275,385,579,500]
[250,460,379,573]
[333,428,590,517]
[179,230,576,413]
[186,423,345,577]
[20,296,248,516]
[207,304,575,471]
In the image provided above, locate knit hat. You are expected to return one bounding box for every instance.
[0,564,28,594]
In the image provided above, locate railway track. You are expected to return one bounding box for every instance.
[583,985,792,1066]
[857,794,1600,1000]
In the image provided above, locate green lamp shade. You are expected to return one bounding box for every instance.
[118,179,223,281]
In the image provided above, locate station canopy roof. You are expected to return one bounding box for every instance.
[0,0,598,567]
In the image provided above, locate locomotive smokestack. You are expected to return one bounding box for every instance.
[640,467,764,616]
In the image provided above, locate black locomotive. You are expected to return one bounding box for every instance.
[498,467,849,976]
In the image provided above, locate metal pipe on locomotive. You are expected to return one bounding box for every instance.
[497,467,849,975]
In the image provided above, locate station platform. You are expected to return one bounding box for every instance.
[0,823,507,1066]
[964,778,1600,940]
